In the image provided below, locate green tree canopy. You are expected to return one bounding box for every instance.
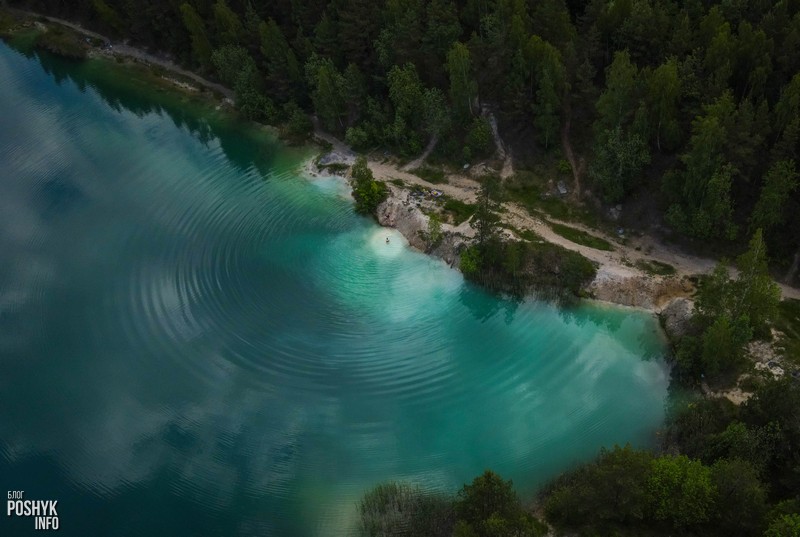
[709,458,767,536]
[645,58,682,151]
[259,18,303,103]
[732,229,781,337]
[305,55,345,132]
[350,157,387,216]
[455,470,545,537]
[591,125,650,202]
[180,3,213,69]
[595,50,640,132]
[664,93,738,240]
[212,0,244,47]
[765,514,800,537]
[751,160,798,232]
[545,445,653,527]
[647,455,716,528]
[446,42,477,124]
[387,63,427,154]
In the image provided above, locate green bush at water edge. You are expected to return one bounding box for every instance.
[350,156,387,217]
[358,471,546,537]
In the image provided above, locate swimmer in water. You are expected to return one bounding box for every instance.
[386,237,390,243]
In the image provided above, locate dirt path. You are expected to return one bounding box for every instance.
[500,148,514,179]
[483,106,506,158]
[9,8,234,99]
[364,150,800,301]
[97,44,233,99]
[481,106,514,178]
[8,7,108,42]
[402,135,438,171]
[785,250,800,284]
[313,123,353,155]
[370,160,481,203]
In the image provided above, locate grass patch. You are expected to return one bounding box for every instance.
[442,198,475,225]
[635,259,677,276]
[775,299,800,365]
[550,223,613,251]
[503,172,602,229]
[412,166,448,184]
[518,229,540,242]
[390,178,405,187]
[502,224,540,242]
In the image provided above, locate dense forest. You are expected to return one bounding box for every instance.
[7,0,800,283]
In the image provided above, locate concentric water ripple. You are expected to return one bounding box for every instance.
[0,42,669,537]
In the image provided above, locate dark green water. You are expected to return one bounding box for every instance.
[0,41,669,536]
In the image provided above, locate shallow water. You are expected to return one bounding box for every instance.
[0,42,669,536]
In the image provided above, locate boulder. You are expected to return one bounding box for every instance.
[659,297,694,340]
[376,194,428,251]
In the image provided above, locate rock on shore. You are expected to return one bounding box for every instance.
[375,192,428,250]
[659,297,695,340]
[376,187,469,267]
[589,269,694,312]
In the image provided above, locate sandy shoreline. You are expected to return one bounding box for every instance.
[7,6,799,313]
[5,7,234,100]
[369,167,800,306]
[308,128,799,313]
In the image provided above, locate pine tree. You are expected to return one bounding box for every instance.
[733,229,781,337]
[471,178,502,251]
[646,58,681,151]
[387,63,426,154]
[350,157,387,215]
[422,0,462,82]
[212,0,244,47]
[533,68,560,149]
[374,0,425,69]
[306,56,345,132]
[180,3,213,69]
[527,36,565,149]
[751,160,799,232]
[259,18,302,103]
[446,42,477,125]
[665,93,738,240]
[313,11,339,64]
[595,50,639,132]
[332,0,383,73]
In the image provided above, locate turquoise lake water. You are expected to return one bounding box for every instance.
[0,41,669,536]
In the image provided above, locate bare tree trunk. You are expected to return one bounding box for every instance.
[656,118,662,152]
[561,103,585,202]
[785,248,800,285]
